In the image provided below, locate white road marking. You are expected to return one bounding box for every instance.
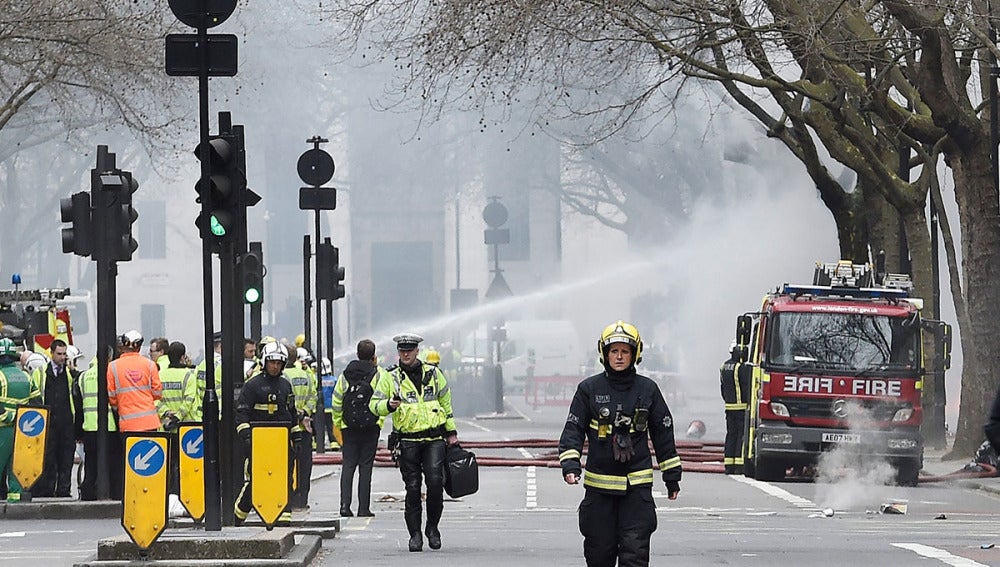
[457,419,491,432]
[0,532,25,538]
[892,543,989,566]
[526,465,538,508]
[730,475,817,509]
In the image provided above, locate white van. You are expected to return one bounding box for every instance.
[461,320,585,388]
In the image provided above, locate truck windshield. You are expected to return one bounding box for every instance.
[767,312,918,372]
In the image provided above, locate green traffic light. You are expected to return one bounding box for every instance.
[210,215,227,236]
[245,288,261,304]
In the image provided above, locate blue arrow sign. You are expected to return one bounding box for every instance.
[17,410,44,438]
[181,428,205,459]
[128,439,165,477]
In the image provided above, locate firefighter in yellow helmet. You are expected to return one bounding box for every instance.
[559,321,681,566]
[425,350,441,366]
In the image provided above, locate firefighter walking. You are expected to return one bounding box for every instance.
[559,321,681,567]
[234,341,299,526]
[371,333,458,552]
[721,341,747,474]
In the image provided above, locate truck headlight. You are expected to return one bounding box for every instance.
[888,438,918,449]
[761,433,793,445]
[892,407,913,422]
[770,402,790,417]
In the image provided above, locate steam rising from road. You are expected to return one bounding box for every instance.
[815,401,896,510]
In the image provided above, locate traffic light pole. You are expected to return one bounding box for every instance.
[220,238,241,518]
[250,241,263,342]
[312,211,327,453]
[92,145,117,502]
[303,235,312,354]
[197,19,222,532]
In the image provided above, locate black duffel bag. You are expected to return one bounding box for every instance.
[444,443,479,498]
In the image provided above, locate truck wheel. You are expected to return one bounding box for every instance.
[894,458,921,487]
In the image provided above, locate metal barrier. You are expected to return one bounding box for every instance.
[524,375,582,408]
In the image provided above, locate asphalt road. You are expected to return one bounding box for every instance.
[3,393,1000,566]
[312,397,1000,567]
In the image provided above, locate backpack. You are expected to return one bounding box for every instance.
[343,371,379,430]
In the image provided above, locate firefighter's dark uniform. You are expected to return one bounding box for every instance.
[234,367,297,525]
[720,349,747,474]
[559,368,682,567]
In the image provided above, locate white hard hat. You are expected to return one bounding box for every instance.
[120,329,144,348]
[261,341,288,363]
[321,357,332,375]
[66,345,83,362]
[296,347,314,364]
[24,352,48,374]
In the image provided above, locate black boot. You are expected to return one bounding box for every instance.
[340,507,353,517]
[408,533,423,552]
[425,525,441,550]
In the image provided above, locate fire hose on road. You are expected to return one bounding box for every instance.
[311,439,1000,482]
[312,439,727,473]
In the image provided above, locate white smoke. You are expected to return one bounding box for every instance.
[814,401,897,510]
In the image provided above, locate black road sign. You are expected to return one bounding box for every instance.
[169,0,238,29]
[165,34,238,77]
[297,148,335,187]
[298,187,337,211]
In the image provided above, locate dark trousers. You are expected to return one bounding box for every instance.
[398,439,446,536]
[35,419,75,497]
[578,487,657,567]
[166,431,180,495]
[80,430,123,501]
[292,434,313,508]
[339,427,380,512]
[724,410,746,473]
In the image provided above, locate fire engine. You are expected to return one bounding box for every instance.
[0,287,86,355]
[735,260,952,485]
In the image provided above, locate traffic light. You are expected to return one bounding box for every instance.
[194,133,243,240]
[241,250,263,304]
[316,241,346,301]
[93,170,139,262]
[60,192,93,257]
[113,171,140,261]
[331,246,346,301]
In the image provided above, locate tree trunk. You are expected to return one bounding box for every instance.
[947,143,1000,456]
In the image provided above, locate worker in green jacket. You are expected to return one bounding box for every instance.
[0,338,42,502]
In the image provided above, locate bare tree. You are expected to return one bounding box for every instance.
[0,0,190,275]
[324,0,1000,454]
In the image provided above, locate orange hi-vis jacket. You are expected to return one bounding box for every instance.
[107,352,162,432]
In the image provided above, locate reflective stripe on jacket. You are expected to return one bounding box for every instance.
[0,364,41,426]
[107,352,161,432]
[157,366,198,422]
[80,359,116,432]
[371,362,455,439]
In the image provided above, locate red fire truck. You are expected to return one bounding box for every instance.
[736,260,951,485]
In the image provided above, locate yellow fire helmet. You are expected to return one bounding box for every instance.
[425,349,441,365]
[597,320,643,365]
[294,333,306,348]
